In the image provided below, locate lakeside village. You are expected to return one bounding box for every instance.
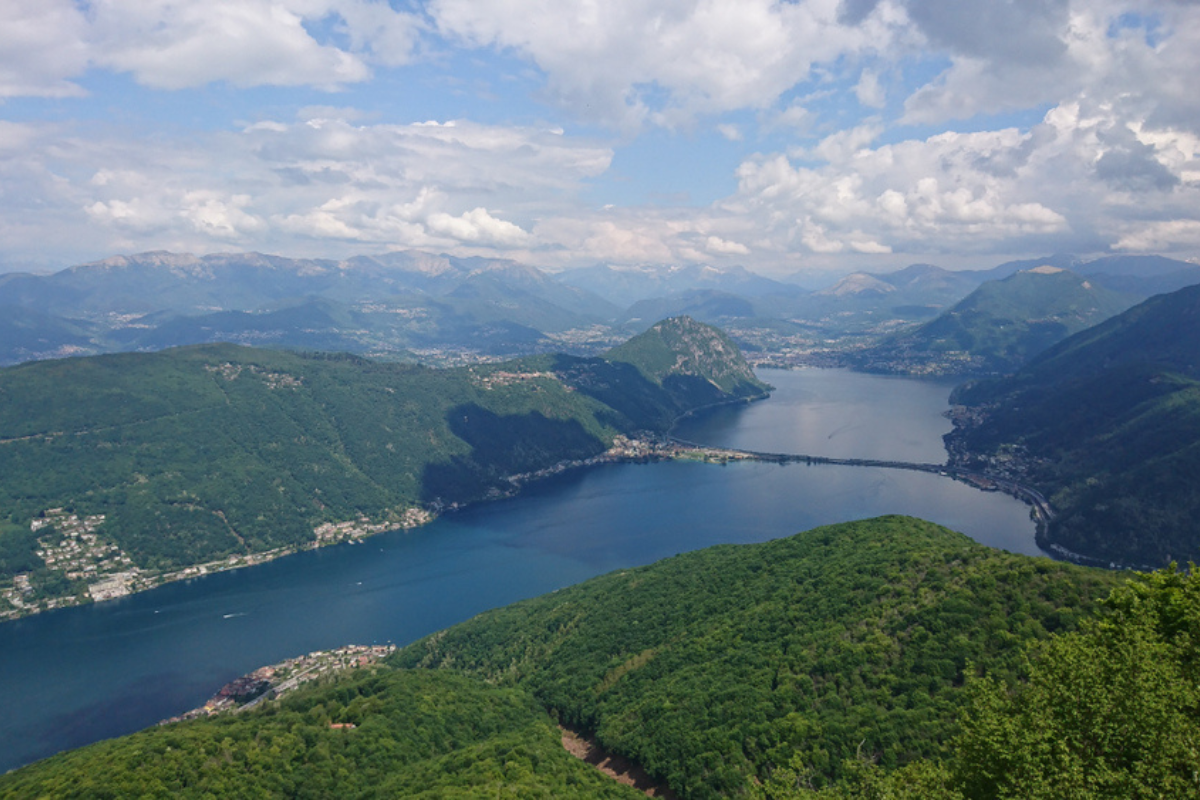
[161,644,396,725]
[1,436,739,623]
[4,434,1024,622]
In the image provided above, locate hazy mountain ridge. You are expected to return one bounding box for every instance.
[0,250,1194,368]
[0,250,619,364]
[853,268,1138,376]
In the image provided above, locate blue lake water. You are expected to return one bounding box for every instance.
[0,368,1045,773]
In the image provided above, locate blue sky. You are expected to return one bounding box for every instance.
[2,0,1198,276]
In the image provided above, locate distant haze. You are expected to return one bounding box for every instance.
[1,2,1198,273]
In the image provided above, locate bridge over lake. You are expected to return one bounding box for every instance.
[667,436,1054,532]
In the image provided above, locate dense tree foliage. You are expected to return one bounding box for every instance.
[396,516,1117,798]
[8,517,1193,799]
[0,317,760,582]
[0,669,644,798]
[754,567,1200,800]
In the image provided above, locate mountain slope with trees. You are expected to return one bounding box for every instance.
[0,317,766,614]
[397,516,1117,798]
[854,268,1136,376]
[948,282,1200,566]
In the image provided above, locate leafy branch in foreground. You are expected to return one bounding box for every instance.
[754,566,1200,800]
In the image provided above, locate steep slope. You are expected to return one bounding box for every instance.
[948,283,1200,565]
[605,315,770,399]
[855,267,1136,375]
[0,320,766,614]
[396,516,1115,798]
[1,517,1118,798]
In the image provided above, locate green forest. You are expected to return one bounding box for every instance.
[950,283,1200,566]
[6,516,1195,798]
[0,317,766,595]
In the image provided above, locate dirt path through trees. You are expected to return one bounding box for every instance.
[559,725,678,798]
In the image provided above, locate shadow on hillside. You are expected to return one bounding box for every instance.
[420,404,606,504]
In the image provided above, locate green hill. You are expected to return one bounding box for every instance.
[948,283,1200,566]
[0,668,645,799]
[0,517,1123,798]
[605,315,769,398]
[855,268,1136,376]
[397,517,1115,797]
[0,318,766,614]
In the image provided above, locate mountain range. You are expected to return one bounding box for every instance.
[853,266,1138,376]
[2,250,1195,371]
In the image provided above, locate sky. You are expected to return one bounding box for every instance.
[2,0,1199,276]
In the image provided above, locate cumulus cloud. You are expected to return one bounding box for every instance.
[0,0,89,98]
[429,0,900,129]
[704,235,751,255]
[0,116,612,263]
[2,0,423,95]
[4,0,1200,269]
[719,89,1200,259]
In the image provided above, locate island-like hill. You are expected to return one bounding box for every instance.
[0,317,767,616]
[852,267,1137,376]
[948,282,1200,566]
[2,516,1146,797]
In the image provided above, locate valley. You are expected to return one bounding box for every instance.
[1,252,1198,796]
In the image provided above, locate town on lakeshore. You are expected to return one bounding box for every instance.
[161,644,396,725]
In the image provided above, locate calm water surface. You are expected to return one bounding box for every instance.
[0,368,1044,773]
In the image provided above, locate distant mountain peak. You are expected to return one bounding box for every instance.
[818,272,896,297]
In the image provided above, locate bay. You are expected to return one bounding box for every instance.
[0,368,1042,773]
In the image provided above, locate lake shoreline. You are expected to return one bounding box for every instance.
[1,390,774,626]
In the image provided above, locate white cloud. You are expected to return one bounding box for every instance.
[704,235,750,255]
[853,69,886,109]
[427,208,531,246]
[717,124,743,142]
[0,0,424,95]
[0,0,89,98]
[89,1,371,89]
[1114,220,1200,252]
[430,0,898,129]
[0,116,612,264]
[722,109,1182,258]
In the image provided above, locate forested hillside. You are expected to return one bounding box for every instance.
[948,282,1200,566]
[2,516,1145,798]
[397,516,1118,797]
[0,669,645,798]
[0,317,767,614]
[854,268,1135,376]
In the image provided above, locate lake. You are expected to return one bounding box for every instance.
[0,368,1044,773]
